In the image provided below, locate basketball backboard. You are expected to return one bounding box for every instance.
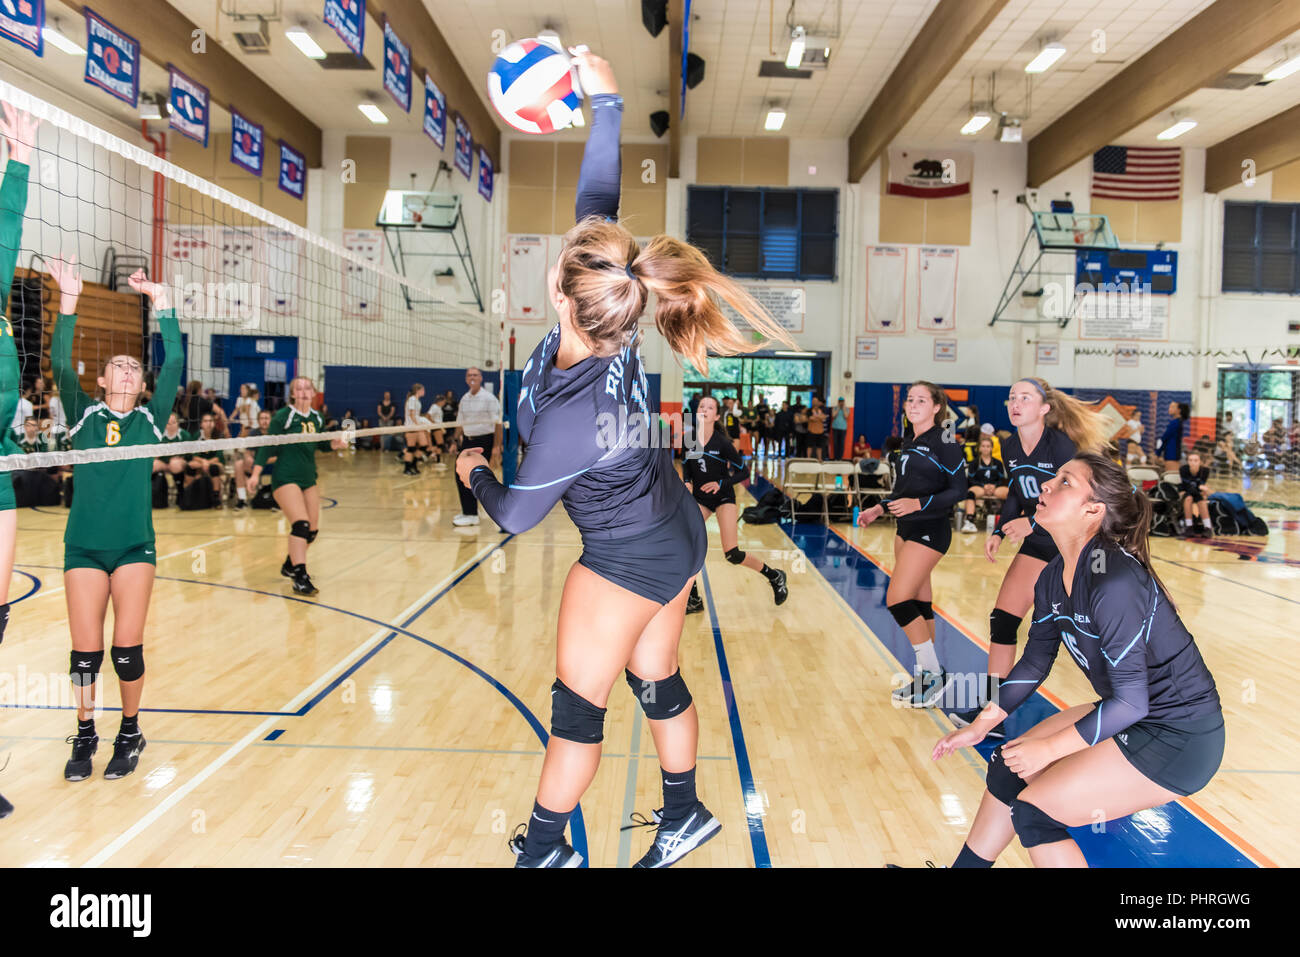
[1032,211,1118,250]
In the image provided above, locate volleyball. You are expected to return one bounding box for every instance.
[487,36,584,135]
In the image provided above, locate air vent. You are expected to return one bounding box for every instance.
[1206,72,1263,89]
[759,60,812,78]
[233,20,271,54]
[319,52,374,70]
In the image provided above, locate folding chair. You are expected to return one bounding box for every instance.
[820,461,860,520]
[784,461,824,524]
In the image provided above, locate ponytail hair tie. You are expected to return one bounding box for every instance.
[624,262,637,280]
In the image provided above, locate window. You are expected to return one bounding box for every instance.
[687,187,838,280]
[1222,202,1300,293]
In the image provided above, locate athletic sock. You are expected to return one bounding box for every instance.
[953,843,994,868]
[914,639,941,674]
[236,487,247,501]
[77,718,95,738]
[119,714,139,737]
[522,800,571,857]
[760,564,781,582]
[662,766,698,821]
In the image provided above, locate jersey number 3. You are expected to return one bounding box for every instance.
[106,421,121,446]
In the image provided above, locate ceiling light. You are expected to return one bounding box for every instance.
[775,350,816,357]
[42,26,85,56]
[358,103,389,124]
[285,29,326,60]
[1025,42,1066,74]
[1157,118,1196,140]
[998,115,1023,142]
[138,94,163,121]
[1264,54,1300,81]
[765,108,786,131]
[961,111,992,135]
[786,26,806,69]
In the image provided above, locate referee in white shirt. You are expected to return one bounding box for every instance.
[452,367,502,526]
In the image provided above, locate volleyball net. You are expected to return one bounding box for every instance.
[0,77,496,471]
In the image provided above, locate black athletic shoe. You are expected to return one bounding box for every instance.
[64,733,99,782]
[769,568,789,605]
[632,801,721,868]
[887,861,942,868]
[948,707,1005,739]
[104,733,146,780]
[0,792,11,818]
[292,567,318,596]
[686,587,704,615]
[280,556,295,578]
[235,498,247,510]
[508,824,582,868]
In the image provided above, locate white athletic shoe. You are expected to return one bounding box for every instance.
[452,514,480,527]
[433,462,448,472]
[961,520,978,533]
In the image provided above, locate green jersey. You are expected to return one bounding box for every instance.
[15,432,47,454]
[255,405,330,488]
[53,309,183,549]
[190,434,226,465]
[158,427,191,459]
[0,159,30,510]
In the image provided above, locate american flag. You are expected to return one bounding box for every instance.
[1091,146,1182,201]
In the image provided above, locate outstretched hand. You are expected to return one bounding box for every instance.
[127,268,171,309]
[568,47,618,97]
[47,256,83,314]
[0,103,39,165]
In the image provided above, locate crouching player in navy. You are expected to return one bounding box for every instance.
[930,452,1223,867]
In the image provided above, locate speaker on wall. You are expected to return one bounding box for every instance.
[685,52,705,89]
[642,0,667,37]
[649,111,669,138]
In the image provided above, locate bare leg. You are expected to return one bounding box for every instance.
[628,578,698,772]
[107,563,156,718]
[887,537,943,649]
[273,484,309,566]
[715,502,768,574]
[65,568,111,720]
[988,553,1044,678]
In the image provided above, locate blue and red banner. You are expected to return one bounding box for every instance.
[478,147,493,202]
[422,72,445,149]
[278,140,306,199]
[453,113,472,179]
[229,108,264,177]
[323,0,364,57]
[382,16,411,112]
[0,0,43,56]
[168,65,209,146]
[84,8,139,107]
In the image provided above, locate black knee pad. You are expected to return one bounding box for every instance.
[985,745,1029,806]
[625,669,693,721]
[110,644,145,682]
[1011,798,1071,848]
[291,520,312,541]
[724,547,746,565]
[70,649,105,688]
[888,599,921,628]
[207,464,222,478]
[550,678,607,744]
[990,608,1023,646]
[306,528,318,544]
[916,600,933,622]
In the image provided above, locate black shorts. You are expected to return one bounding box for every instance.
[1183,488,1204,503]
[1016,531,1058,564]
[807,432,828,450]
[693,487,736,512]
[896,517,952,555]
[579,489,708,605]
[1113,711,1225,796]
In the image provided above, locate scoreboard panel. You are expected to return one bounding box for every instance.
[1076,248,1177,294]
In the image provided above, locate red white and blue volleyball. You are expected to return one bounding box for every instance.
[488,36,583,135]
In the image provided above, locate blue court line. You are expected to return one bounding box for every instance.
[748,475,1259,868]
[7,543,590,862]
[701,567,771,868]
[8,569,40,604]
[264,729,285,741]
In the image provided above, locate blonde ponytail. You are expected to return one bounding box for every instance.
[1021,377,1110,453]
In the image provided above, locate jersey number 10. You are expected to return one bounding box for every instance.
[1018,475,1040,499]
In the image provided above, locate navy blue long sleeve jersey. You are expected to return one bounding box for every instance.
[968,457,1008,487]
[998,538,1221,744]
[996,427,1076,545]
[682,428,745,490]
[1179,464,1209,496]
[469,94,688,539]
[1157,417,1185,459]
[883,423,968,522]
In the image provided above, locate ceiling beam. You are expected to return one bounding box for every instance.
[365,0,500,164]
[1205,102,1300,192]
[847,0,1010,184]
[1028,0,1300,188]
[57,0,321,167]
[669,0,683,179]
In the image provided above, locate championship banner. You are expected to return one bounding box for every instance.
[229,108,264,176]
[323,0,364,57]
[453,113,472,179]
[422,73,446,149]
[83,8,139,107]
[382,16,411,112]
[278,140,306,200]
[478,147,494,202]
[168,65,209,146]
[887,148,972,198]
[0,0,43,56]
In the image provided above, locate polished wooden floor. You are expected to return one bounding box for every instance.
[0,449,1294,867]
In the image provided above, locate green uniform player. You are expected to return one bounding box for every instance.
[255,404,330,490]
[48,252,179,784]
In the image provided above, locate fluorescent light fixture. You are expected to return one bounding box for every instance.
[961,111,992,135]
[765,108,786,131]
[999,115,1023,142]
[1025,42,1066,74]
[1157,119,1197,140]
[42,26,85,56]
[358,103,389,124]
[786,26,806,69]
[285,29,326,59]
[138,95,163,121]
[775,350,816,357]
[1264,54,1300,81]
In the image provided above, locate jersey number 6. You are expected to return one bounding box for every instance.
[106,421,121,446]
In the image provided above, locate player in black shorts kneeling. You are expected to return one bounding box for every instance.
[682,396,786,613]
[931,452,1223,867]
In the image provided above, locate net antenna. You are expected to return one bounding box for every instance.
[990,195,1119,328]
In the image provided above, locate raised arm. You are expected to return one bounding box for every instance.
[48,257,93,423]
[571,51,622,223]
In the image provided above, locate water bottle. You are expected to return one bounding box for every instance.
[852,505,860,526]
[835,474,843,489]
[986,513,996,533]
